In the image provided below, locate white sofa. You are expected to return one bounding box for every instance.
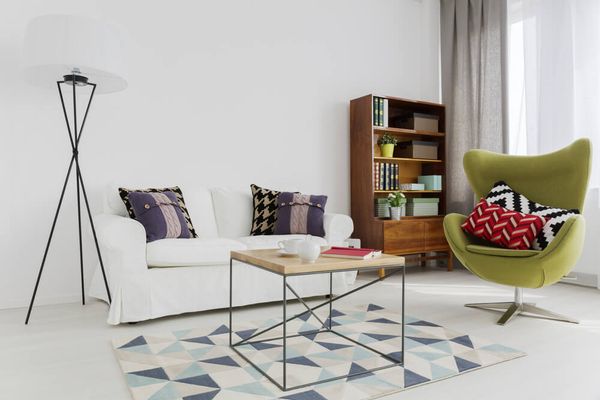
[89,184,355,325]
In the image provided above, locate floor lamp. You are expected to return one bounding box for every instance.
[22,15,127,324]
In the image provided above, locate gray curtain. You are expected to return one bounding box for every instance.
[441,0,508,215]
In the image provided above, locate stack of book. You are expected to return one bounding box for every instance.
[374,162,399,190]
[373,97,389,127]
[399,183,425,191]
[321,246,382,260]
[418,175,442,191]
[406,198,440,216]
[375,198,390,218]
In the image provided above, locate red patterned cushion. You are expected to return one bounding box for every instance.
[461,198,547,250]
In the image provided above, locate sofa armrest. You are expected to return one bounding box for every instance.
[323,213,354,245]
[94,214,148,275]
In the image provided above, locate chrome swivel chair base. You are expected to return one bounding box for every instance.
[465,288,579,325]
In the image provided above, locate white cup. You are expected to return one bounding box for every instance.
[277,239,303,254]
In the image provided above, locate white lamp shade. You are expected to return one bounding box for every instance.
[23,14,127,94]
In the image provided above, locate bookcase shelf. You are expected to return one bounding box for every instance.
[373,156,443,163]
[373,126,445,138]
[374,190,442,194]
[350,94,452,275]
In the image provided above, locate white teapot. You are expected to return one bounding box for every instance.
[298,236,321,263]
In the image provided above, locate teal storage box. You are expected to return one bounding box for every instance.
[418,175,442,191]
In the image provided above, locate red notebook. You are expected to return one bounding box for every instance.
[321,246,382,260]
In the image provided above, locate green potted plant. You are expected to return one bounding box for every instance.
[387,191,406,220]
[377,133,397,158]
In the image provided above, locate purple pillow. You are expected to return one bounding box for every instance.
[274,192,327,237]
[128,191,192,242]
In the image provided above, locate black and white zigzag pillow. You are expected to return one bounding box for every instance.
[250,184,280,236]
[485,181,579,250]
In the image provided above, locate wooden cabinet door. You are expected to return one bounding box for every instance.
[383,220,425,254]
[423,218,449,251]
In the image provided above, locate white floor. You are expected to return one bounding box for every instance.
[3,268,600,400]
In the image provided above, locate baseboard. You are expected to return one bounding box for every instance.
[0,294,82,311]
[560,272,599,288]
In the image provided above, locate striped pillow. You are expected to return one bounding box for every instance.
[274,192,328,237]
[127,191,192,242]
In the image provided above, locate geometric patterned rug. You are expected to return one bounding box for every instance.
[113,304,525,400]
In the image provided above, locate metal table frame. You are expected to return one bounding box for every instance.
[228,256,405,392]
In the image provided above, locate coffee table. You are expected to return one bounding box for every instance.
[228,248,405,391]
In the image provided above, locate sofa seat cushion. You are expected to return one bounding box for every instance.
[147,238,247,267]
[237,234,327,250]
[466,244,540,258]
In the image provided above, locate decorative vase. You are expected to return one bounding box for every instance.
[380,144,395,158]
[390,206,402,221]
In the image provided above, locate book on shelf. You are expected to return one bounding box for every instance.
[372,97,388,127]
[374,162,401,191]
[321,246,382,260]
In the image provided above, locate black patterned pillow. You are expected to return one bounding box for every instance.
[119,186,198,238]
[250,184,280,235]
[485,181,579,250]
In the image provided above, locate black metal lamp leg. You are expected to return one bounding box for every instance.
[24,156,76,324]
[77,170,111,303]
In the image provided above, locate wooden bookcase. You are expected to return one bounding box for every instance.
[350,94,452,275]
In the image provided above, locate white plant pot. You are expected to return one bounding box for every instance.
[390,206,404,221]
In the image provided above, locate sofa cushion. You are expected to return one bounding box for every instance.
[105,183,219,238]
[146,238,246,267]
[250,184,280,236]
[119,186,198,238]
[128,191,192,242]
[466,244,540,258]
[274,192,327,237]
[237,234,327,250]
[211,188,253,238]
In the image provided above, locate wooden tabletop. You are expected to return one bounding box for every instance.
[230,249,405,276]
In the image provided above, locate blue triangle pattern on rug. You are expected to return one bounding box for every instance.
[407,336,445,345]
[451,335,474,349]
[368,317,400,324]
[365,332,398,341]
[113,304,525,400]
[283,356,320,368]
[208,324,229,336]
[119,335,147,349]
[183,336,214,345]
[347,362,375,381]
[408,320,440,327]
[454,356,480,372]
[235,328,257,340]
[404,369,430,387]
[367,304,385,312]
[177,374,220,388]
[316,341,353,351]
[251,341,281,350]
[330,309,345,317]
[282,390,328,400]
[183,390,220,400]
[130,367,169,380]
[202,355,239,367]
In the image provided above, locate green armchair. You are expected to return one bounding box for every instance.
[443,138,591,325]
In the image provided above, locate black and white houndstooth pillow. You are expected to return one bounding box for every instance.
[485,181,579,250]
[250,184,280,235]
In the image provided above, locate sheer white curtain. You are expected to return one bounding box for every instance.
[507,0,600,188]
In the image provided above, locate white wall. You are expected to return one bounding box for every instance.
[0,0,441,309]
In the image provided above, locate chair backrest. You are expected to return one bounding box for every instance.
[463,138,592,212]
